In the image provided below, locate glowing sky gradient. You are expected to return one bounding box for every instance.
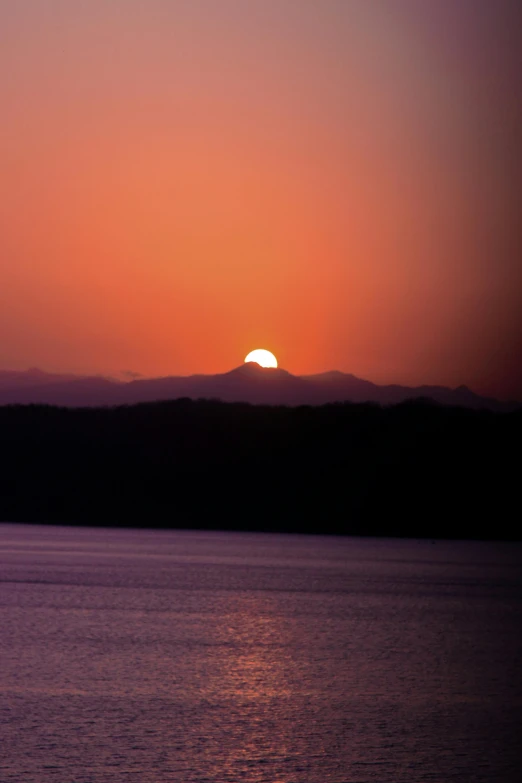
[1,1,520,398]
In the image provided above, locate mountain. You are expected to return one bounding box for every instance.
[0,368,79,390]
[0,365,518,411]
[0,370,121,406]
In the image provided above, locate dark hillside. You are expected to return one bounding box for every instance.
[0,399,519,539]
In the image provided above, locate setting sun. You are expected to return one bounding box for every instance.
[244,349,278,368]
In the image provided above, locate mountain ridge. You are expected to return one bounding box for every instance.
[0,366,518,411]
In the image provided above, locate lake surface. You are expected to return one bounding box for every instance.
[1,524,521,782]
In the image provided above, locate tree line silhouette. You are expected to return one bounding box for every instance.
[0,398,519,539]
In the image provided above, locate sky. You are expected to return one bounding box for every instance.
[1,0,521,398]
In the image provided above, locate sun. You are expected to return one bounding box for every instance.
[244,349,278,368]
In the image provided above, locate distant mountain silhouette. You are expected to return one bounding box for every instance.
[0,370,121,406]
[0,368,79,390]
[0,365,518,411]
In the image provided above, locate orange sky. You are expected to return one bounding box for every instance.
[1,1,521,398]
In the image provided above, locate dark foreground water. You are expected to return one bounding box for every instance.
[1,524,521,782]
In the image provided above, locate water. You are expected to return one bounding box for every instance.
[1,524,521,782]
